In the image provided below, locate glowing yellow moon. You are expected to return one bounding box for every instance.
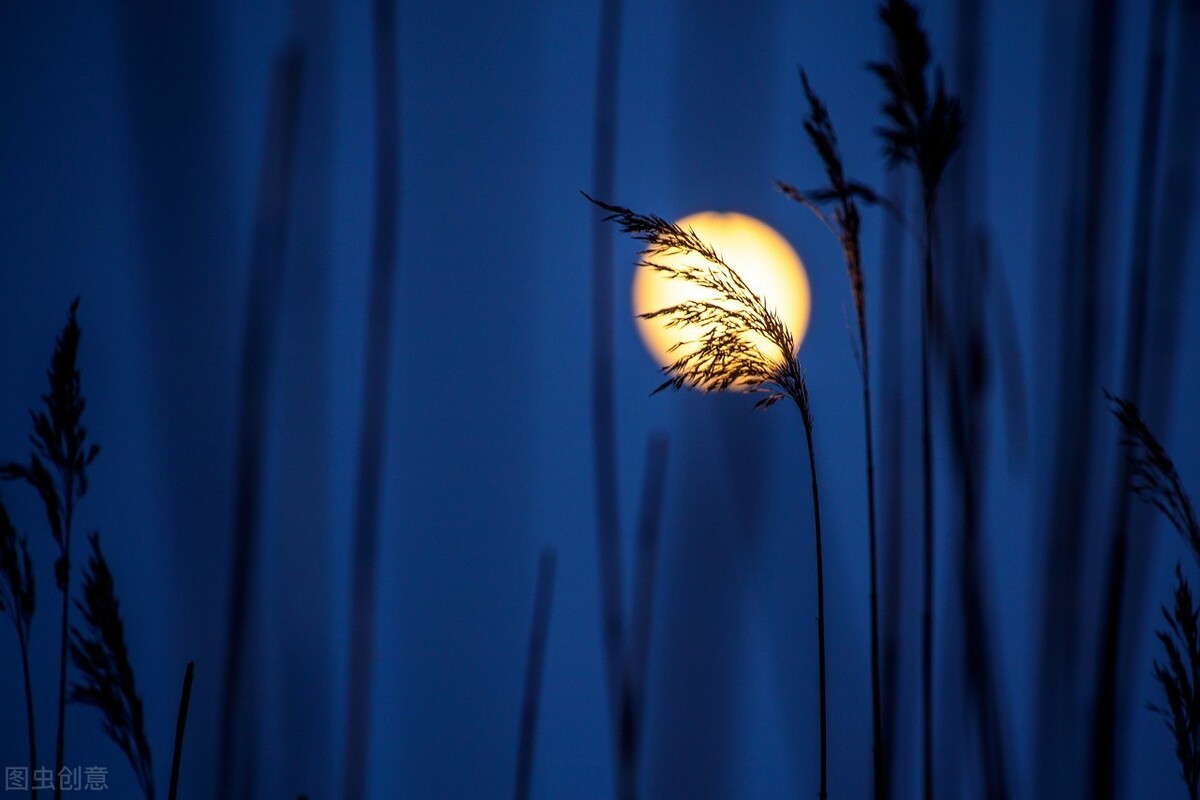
[632,211,811,374]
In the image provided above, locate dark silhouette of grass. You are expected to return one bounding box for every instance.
[1089,2,1170,795]
[514,548,558,800]
[216,44,306,800]
[168,661,194,800]
[869,3,963,796]
[779,69,886,800]
[342,0,401,797]
[0,495,37,797]
[1150,566,1200,800]
[69,534,154,800]
[591,196,831,799]
[1,298,100,800]
[1109,392,1200,797]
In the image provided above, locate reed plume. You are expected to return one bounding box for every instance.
[1150,566,1200,800]
[870,3,963,796]
[1108,391,1200,796]
[589,195,831,798]
[1,298,100,800]
[0,495,38,795]
[779,69,886,800]
[69,533,154,800]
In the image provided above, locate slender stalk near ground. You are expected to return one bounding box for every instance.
[870,3,963,795]
[343,0,401,797]
[168,662,195,800]
[514,548,558,800]
[780,70,886,799]
[590,197,830,798]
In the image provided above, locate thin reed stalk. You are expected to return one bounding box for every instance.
[514,548,558,800]
[590,196,830,798]
[216,46,306,800]
[168,662,194,800]
[870,3,963,795]
[343,0,401,796]
[780,69,886,799]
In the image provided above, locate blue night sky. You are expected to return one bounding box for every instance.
[1,1,1198,798]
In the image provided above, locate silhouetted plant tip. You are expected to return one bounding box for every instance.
[69,533,155,800]
[1107,391,1200,557]
[869,0,964,203]
[1150,565,1200,800]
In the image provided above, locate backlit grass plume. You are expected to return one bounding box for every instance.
[1149,566,1200,800]
[0,495,38,790]
[780,69,886,800]
[588,194,831,799]
[869,4,963,796]
[70,533,155,800]
[1,298,100,799]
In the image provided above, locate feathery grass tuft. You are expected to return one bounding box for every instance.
[69,533,155,800]
[585,195,805,409]
[1150,565,1200,800]
[1107,391,1200,556]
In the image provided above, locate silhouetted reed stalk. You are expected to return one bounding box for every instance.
[70,534,154,799]
[870,3,963,796]
[779,70,886,799]
[1,299,100,800]
[590,197,830,798]
[514,548,558,800]
[587,0,630,794]
[216,45,305,800]
[1108,393,1200,797]
[1089,3,1169,795]
[0,496,37,797]
[343,0,400,797]
[168,662,194,800]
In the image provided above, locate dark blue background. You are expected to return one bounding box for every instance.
[1,1,1198,797]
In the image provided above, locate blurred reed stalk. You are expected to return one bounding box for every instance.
[216,45,306,800]
[1,299,100,800]
[342,0,401,796]
[1088,2,1169,795]
[870,3,963,796]
[586,0,633,794]
[591,197,831,799]
[779,70,885,799]
[70,534,155,800]
[513,548,558,800]
[168,662,194,800]
[0,496,37,797]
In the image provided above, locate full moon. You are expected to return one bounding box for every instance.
[632,211,811,374]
